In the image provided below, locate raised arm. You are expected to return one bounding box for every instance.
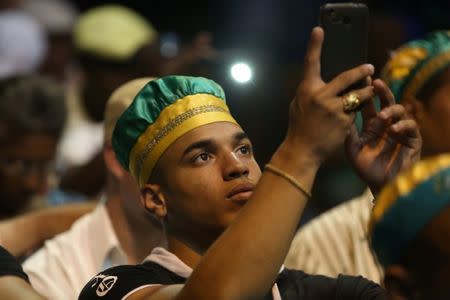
[131,26,376,300]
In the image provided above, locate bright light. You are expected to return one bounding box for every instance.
[230,62,252,83]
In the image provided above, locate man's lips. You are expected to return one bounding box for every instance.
[227,183,255,202]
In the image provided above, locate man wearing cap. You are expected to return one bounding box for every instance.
[370,154,450,300]
[58,4,217,198]
[22,78,166,300]
[285,30,450,283]
[79,27,420,299]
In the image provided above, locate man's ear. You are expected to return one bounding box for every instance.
[384,264,418,300]
[103,144,126,179]
[141,183,167,218]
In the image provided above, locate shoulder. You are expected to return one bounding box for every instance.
[23,208,102,296]
[279,269,385,300]
[285,190,374,272]
[293,190,372,244]
[335,274,386,299]
[24,206,99,268]
[79,262,186,300]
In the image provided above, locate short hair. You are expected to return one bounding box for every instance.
[103,77,156,144]
[0,75,67,139]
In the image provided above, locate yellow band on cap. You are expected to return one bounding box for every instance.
[402,51,450,100]
[371,154,450,227]
[129,93,238,187]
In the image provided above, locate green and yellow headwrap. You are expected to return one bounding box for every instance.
[381,30,450,102]
[369,154,450,266]
[112,76,238,187]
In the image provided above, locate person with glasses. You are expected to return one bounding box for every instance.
[0,75,66,219]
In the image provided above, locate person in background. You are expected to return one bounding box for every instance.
[0,9,47,80]
[21,0,79,82]
[0,75,66,218]
[370,154,450,300]
[23,77,166,300]
[285,30,449,283]
[0,75,93,259]
[58,4,217,199]
[80,27,419,299]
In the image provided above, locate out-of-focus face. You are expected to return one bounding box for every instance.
[82,69,132,122]
[413,68,450,157]
[0,133,58,218]
[155,122,261,243]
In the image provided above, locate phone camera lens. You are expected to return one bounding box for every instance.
[329,10,341,23]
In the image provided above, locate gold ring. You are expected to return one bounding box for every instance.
[342,93,361,112]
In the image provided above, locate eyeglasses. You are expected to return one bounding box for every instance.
[0,158,55,177]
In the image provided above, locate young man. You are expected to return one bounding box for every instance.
[80,28,421,300]
[285,30,449,283]
[80,27,420,299]
[370,154,450,300]
[23,78,166,299]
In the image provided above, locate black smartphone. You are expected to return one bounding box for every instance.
[319,2,369,92]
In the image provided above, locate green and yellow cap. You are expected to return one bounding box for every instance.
[74,4,157,61]
[381,30,450,102]
[369,154,450,266]
[112,75,238,187]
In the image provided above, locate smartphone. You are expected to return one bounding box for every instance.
[319,3,369,92]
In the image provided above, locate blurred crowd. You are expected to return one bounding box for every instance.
[0,0,450,299]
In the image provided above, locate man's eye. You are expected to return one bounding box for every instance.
[199,153,209,161]
[193,152,210,163]
[238,145,251,154]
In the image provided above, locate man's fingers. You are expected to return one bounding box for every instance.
[379,104,406,121]
[389,119,422,151]
[373,79,395,108]
[361,97,377,123]
[331,85,375,112]
[303,27,324,82]
[390,119,421,139]
[324,64,375,96]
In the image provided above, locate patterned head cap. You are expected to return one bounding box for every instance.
[381,30,450,102]
[370,154,450,266]
[112,75,238,187]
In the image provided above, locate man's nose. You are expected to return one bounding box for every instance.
[223,152,249,180]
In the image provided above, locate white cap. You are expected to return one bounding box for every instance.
[0,10,47,79]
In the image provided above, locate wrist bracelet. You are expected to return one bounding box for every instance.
[264,164,312,198]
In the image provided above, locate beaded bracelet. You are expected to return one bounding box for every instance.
[265,164,312,198]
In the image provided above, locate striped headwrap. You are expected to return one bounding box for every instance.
[369,154,450,266]
[381,30,450,102]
